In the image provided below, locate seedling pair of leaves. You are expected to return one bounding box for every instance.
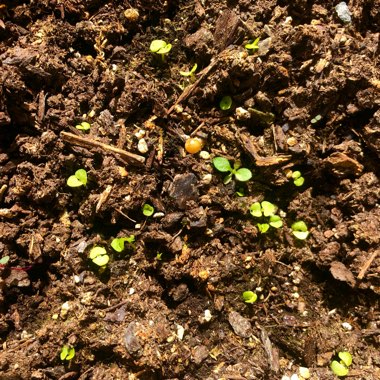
[150,40,172,61]
[249,201,283,233]
[111,235,135,253]
[291,170,305,187]
[67,169,87,187]
[330,351,353,377]
[213,157,252,184]
[60,345,75,361]
[245,37,260,53]
[291,221,309,240]
[242,291,257,304]
[75,121,91,131]
[142,203,154,216]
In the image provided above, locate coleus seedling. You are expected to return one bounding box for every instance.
[213,157,252,184]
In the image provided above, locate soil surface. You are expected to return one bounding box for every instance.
[1,1,380,379]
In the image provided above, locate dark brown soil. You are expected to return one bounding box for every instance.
[1,1,379,379]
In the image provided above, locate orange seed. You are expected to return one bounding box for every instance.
[185,137,204,154]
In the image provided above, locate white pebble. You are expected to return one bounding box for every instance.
[236,107,250,120]
[199,150,210,160]
[134,223,141,229]
[201,174,213,185]
[204,309,212,322]
[299,367,310,379]
[342,322,353,330]
[137,138,148,154]
[176,324,185,340]
[135,129,146,139]
[290,374,299,380]
[153,212,165,218]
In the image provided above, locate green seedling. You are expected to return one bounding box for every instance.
[213,157,252,184]
[291,221,309,240]
[111,235,135,252]
[0,256,10,265]
[180,63,197,78]
[89,246,109,266]
[242,291,257,304]
[245,37,260,53]
[311,114,322,124]
[75,121,91,131]
[235,187,245,197]
[142,203,154,217]
[292,170,305,187]
[250,201,283,233]
[150,39,172,61]
[330,351,352,377]
[156,252,163,261]
[67,169,87,187]
[219,96,232,110]
[60,345,75,361]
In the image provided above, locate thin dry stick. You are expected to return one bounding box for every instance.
[60,131,145,164]
[357,250,378,280]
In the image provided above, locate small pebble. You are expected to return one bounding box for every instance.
[137,138,148,154]
[135,129,146,139]
[153,212,165,218]
[335,2,352,24]
[342,322,353,330]
[199,150,210,160]
[201,174,213,185]
[299,367,310,379]
[290,374,299,380]
[204,309,212,322]
[176,324,185,340]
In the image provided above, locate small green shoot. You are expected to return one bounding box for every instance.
[0,256,10,265]
[242,291,257,304]
[213,157,252,184]
[291,221,309,240]
[330,351,352,377]
[219,96,232,110]
[142,203,154,217]
[245,37,260,53]
[311,114,322,124]
[269,215,283,228]
[156,252,163,261]
[235,187,245,197]
[111,236,135,252]
[75,121,91,131]
[180,63,197,77]
[250,201,282,233]
[67,169,87,188]
[257,223,270,233]
[292,171,305,187]
[150,39,172,61]
[89,246,109,266]
[60,345,75,361]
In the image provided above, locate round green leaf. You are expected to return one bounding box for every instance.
[0,255,10,265]
[142,203,154,216]
[76,122,91,131]
[67,175,84,187]
[89,246,107,260]
[291,221,309,239]
[150,40,167,53]
[292,171,301,179]
[219,96,232,110]
[330,360,349,377]
[213,157,231,172]
[242,291,257,304]
[235,168,252,182]
[294,177,305,187]
[60,345,69,360]
[338,352,352,367]
[249,202,262,217]
[111,238,125,252]
[75,169,87,185]
[292,230,309,240]
[92,254,109,267]
[257,223,270,233]
[158,43,172,54]
[269,215,283,228]
[261,201,277,217]
[65,347,75,360]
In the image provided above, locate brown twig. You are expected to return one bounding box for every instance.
[60,131,145,165]
[357,250,378,280]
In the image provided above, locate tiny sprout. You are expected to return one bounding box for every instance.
[67,169,87,187]
[257,223,270,233]
[242,291,257,304]
[292,170,305,187]
[213,157,252,184]
[330,351,352,377]
[250,201,277,218]
[111,236,135,252]
[89,246,109,266]
[235,188,245,197]
[0,255,10,265]
[185,137,204,154]
[156,252,163,261]
[311,114,322,124]
[245,37,260,53]
[291,221,309,240]
[219,96,232,110]
[60,345,75,361]
[269,215,283,228]
[150,39,172,61]
[75,121,91,131]
[180,63,197,77]
[142,203,154,217]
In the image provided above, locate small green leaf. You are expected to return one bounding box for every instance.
[235,188,245,197]
[60,345,69,360]
[65,347,75,360]
[235,168,252,182]
[257,223,270,233]
[142,203,154,216]
[213,157,232,172]
[150,40,167,53]
[292,171,302,179]
[249,202,262,217]
[330,360,349,377]
[0,255,10,265]
[111,238,125,252]
[75,169,87,185]
[67,175,84,187]
[261,201,277,217]
[92,254,109,266]
[245,37,260,51]
[124,235,135,244]
[338,352,352,367]
[219,96,232,110]
[294,177,305,186]
[158,43,172,54]
[242,291,257,304]
[269,215,283,228]
[89,246,109,266]
[291,221,309,240]
[223,173,233,184]
[180,63,197,76]
[76,122,91,131]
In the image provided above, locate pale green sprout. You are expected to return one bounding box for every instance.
[111,236,135,252]
[180,63,197,77]
[249,201,277,217]
[150,39,172,61]
[212,157,252,184]
[330,351,353,377]
[291,221,309,240]
[245,37,260,53]
[142,203,154,217]
[292,171,305,187]
[0,255,10,265]
[219,96,232,110]
[242,291,257,304]
[67,169,87,187]
[75,121,91,131]
[89,246,109,266]
[60,345,75,361]
[156,252,163,261]
[311,114,322,124]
